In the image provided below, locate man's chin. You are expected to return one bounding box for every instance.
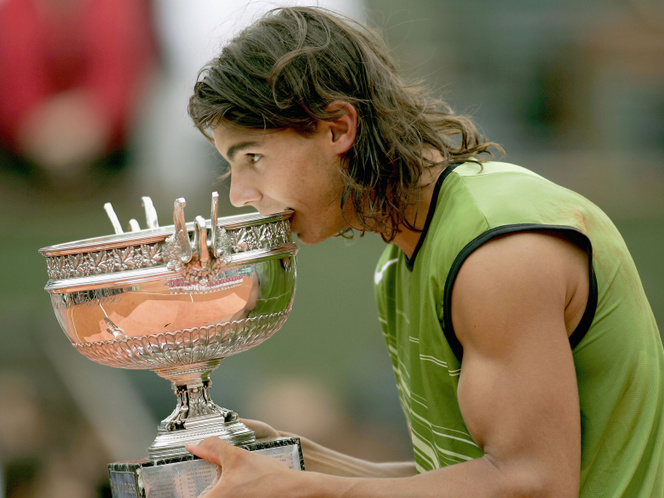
[293,230,327,246]
[293,234,316,245]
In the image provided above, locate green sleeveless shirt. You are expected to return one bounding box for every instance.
[374,161,664,496]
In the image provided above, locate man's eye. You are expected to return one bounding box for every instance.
[248,153,262,164]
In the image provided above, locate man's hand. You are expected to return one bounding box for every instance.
[186,437,307,497]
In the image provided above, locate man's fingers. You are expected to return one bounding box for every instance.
[241,418,279,439]
[186,436,233,465]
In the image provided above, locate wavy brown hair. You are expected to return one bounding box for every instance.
[188,6,499,241]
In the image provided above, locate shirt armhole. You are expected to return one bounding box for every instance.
[442,224,598,362]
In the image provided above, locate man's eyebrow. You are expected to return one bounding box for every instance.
[226,140,261,161]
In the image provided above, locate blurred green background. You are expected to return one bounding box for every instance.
[1,0,662,496]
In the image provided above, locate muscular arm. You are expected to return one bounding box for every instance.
[449,231,585,496]
[190,232,588,497]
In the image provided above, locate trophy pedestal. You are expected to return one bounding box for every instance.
[108,437,304,497]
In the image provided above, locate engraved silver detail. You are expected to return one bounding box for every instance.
[45,243,164,281]
[44,219,292,281]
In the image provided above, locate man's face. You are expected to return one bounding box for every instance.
[212,123,355,245]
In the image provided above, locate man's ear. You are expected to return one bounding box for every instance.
[324,101,357,154]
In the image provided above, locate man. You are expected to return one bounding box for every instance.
[186,6,664,497]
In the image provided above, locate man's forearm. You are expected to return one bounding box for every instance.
[292,453,571,498]
[297,435,416,478]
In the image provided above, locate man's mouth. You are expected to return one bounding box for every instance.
[256,207,293,217]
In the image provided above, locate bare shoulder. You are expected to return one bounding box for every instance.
[460,230,588,278]
[451,230,590,348]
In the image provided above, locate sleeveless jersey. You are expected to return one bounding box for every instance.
[374,161,664,496]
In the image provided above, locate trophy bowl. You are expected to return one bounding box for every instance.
[39,193,298,461]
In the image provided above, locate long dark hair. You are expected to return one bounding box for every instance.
[189,6,499,241]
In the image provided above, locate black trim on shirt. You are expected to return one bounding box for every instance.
[442,224,599,362]
[405,162,464,271]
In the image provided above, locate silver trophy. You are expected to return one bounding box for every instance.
[40,193,301,497]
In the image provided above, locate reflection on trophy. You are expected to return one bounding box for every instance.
[40,193,302,497]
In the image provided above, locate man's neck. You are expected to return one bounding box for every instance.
[392,161,446,259]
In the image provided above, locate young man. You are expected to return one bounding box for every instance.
[186,6,664,497]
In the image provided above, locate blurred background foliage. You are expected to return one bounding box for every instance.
[0,0,662,496]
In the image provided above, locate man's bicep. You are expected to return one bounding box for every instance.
[449,232,583,495]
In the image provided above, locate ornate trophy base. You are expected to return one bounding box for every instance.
[108,436,304,497]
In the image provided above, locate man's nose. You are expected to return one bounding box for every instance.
[229,174,262,208]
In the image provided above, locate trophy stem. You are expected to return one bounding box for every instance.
[147,360,255,461]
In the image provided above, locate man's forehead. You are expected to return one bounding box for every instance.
[212,125,266,154]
